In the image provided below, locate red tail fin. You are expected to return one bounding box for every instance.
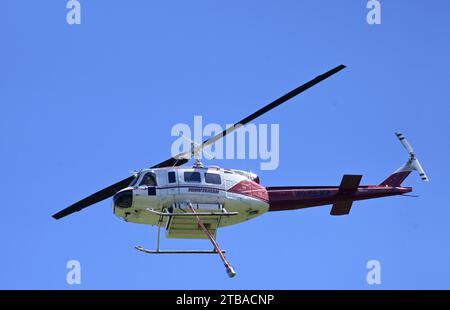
[380,171,412,187]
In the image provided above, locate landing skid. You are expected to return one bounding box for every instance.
[136,205,237,278]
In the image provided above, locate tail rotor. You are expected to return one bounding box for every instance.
[395,132,429,182]
[380,132,429,187]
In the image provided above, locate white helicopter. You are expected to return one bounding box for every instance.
[52,65,428,278]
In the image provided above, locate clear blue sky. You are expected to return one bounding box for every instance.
[1,1,449,289]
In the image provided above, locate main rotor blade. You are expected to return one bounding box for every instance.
[52,175,136,219]
[201,64,346,149]
[151,157,189,168]
[53,158,189,219]
[53,65,345,220]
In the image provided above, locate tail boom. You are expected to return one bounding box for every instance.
[267,183,411,212]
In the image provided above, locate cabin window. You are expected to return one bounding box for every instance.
[205,173,221,185]
[168,171,176,183]
[184,172,201,183]
[139,172,157,187]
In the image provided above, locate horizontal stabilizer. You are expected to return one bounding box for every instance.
[338,175,362,193]
[330,175,361,216]
[330,201,353,216]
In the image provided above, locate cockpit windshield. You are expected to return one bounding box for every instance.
[129,175,140,187]
[139,172,157,187]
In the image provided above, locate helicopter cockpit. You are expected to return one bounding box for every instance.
[130,171,158,188]
[139,172,157,187]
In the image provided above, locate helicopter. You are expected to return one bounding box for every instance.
[52,65,428,278]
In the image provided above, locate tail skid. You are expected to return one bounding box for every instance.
[380,132,429,187]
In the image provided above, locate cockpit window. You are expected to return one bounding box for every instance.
[184,172,201,183]
[139,172,157,187]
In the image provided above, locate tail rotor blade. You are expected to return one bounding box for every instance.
[395,132,415,156]
[413,158,429,182]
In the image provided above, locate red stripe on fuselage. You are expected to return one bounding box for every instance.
[227,180,269,202]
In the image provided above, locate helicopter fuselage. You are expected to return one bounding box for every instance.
[112,166,269,237]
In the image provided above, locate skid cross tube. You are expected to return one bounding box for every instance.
[146,208,238,217]
[136,208,231,255]
[135,247,225,254]
[187,203,236,278]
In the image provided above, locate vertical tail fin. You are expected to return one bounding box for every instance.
[380,132,429,187]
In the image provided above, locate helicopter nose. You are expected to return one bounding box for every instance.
[114,189,133,208]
